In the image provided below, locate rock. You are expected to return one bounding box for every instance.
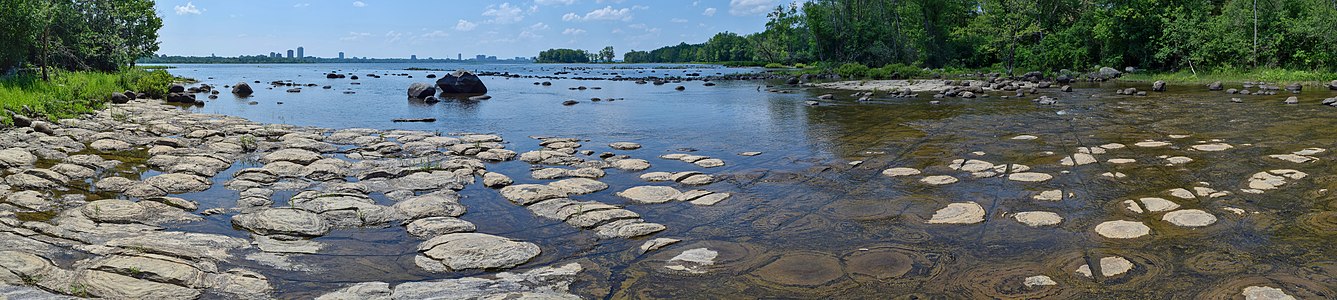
[1241,286,1297,300]
[387,263,581,299]
[881,167,921,177]
[920,175,958,185]
[499,184,569,205]
[689,193,729,206]
[610,159,651,171]
[1191,143,1233,151]
[1007,172,1052,182]
[1014,211,1062,226]
[1284,96,1298,104]
[1024,275,1057,287]
[393,192,466,220]
[144,173,211,194]
[548,178,608,195]
[406,217,476,239]
[317,282,392,300]
[232,208,331,237]
[639,238,680,254]
[109,92,130,104]
[482,172,512,188]
[407,82,436,99]
[0,148,37,168]
[1152,80,1166,92]
[927,202,985,224]
[232,82,254,96]
[1076,256,1133,278]
[1094,220,1151,239]
[6,190,52,211]
[262,148,322,165]
[168,84,185,93]
[1208,81,1223,91]
[693,158,725,168]
[609,142,641,150]
[416,233,539,271]
[1162,209,1217,227]
[617,186,681,204]
[78,269,201,299]
[81,199,148,223]
[435,70,488,94]
[1097,67,1122,80]
[285,88,301,93]
[561,100,578,106]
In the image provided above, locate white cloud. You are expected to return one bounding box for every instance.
[352,1,366,7]
[455,20,478,31]
[562,28,586,35]
[482,3,524,24]
[174,2,202,15]
[578,6,632,21]
[519,31,542,39]
[421,30,449,38]
[596,0,625,3]
[293,3,310,8]
[670,18,688,23]
[702,7,716,16]
[529,22,550,30]
[535,0,575,5]
[385,31,405,43]
[562,13,579,21]
[340,32,372,41]
[729,0,775,16]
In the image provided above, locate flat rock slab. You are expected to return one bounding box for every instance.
[920,175,958,185]
[232,208,331,237]
[882,167,921,177]
[1007,172,1052,182]
[618,186,682,204]
[416,233,540,272]
[927,202,985,224]
[1013,211,1062,227]
[1094,220,1151,239]
[1163,209,1217,227]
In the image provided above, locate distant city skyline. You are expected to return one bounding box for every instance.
[153,0,775,58]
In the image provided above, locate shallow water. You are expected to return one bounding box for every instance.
[148,63,1337,298]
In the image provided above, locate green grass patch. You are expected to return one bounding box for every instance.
[1,69,176,125]
[1120,68,1337,84]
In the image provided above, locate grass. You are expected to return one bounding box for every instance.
[1119,67,1337,84]
[0,69,176,125]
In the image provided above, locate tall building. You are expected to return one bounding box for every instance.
[457,53,462,60]
[269,52,276,58]
[286,50,294,58]
[297,47,304,58]
[338,52,345,59]
[475,55,486,60]
[410,55,417,60]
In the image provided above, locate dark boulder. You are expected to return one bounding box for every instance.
[407,83,437,99]
[1208,81,1223,91]
[1061,85,1072,92]
[6,110,31,127]
[1328,80,1337,90]
[435,70,488,94]
[785,77,800,85]
[1096,67,1122,81]
[168,84,185,93]
[135,92,147,99]
[350,75,359,80]
[562,100,578,106]
[232,82,254,96]
[1152,80,1166,92]
[166,93,195,103]
[285,88,301,93]
[423,96,439,103]
[326,73,341,79]
[123,90,136,100]
[110,93,130,104]
[426,74,437,78]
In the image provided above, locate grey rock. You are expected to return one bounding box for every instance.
[416,233,539,271]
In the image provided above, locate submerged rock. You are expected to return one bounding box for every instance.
[1163,209,1217,227]
[617,186,681,204]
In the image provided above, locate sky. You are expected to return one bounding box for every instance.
[154,0,784,59]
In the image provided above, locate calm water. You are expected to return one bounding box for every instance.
[153,63,1337,299]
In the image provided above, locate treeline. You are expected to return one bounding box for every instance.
[537,47,616,63]
[629,0,1337,74]
[1,0,162,74]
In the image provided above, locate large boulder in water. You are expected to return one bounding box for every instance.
[1328,80,1337,90]
[435,70,487,94]
[231,82,253,96]
[408,82,437,98]
[1152,80,1166,92]
[109,93,130,104]
[1208,81,1223,91]
[168,84,185,93]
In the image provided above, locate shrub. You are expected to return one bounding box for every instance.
[835,63,870,78]
[794,63,807,68]
[764,63,786,68]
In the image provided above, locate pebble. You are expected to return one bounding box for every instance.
[1007,172,1053,182]
[1076,256,1133,277]
[1023,275,1057,287]
[1191,143,1233,151]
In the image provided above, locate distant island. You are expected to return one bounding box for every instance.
[136,55,536,64]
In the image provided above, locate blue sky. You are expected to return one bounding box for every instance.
[156,0,783,59]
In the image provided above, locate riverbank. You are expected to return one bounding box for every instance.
[0,69,176,125]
